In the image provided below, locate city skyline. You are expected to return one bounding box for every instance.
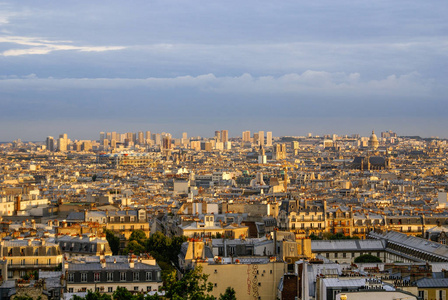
[1,1,447,140]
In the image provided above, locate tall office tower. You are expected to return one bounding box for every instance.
[153,133,161,146]
[266,131,273,146]
[253,133,259,145]
[145,131,151,144]
[46,136,55,152]
[99,132,105,143]
[242,131,251,142]
[214,130,221,142]
[162,133,172,157]
[137,131,144,145]
[126,132,133,143]
[82,141,92,151]
[221,130,229,143]
[110,139,117,149]
[182,132,188,140]
[103,139,109,147]
[57,134,68,152]
[106,132,112,141]
[258,131,265,146]
[111,132,118,141]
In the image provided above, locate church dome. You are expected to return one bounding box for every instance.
[368,130,379,150]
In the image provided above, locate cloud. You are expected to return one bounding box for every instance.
[0,71,440,98]
[0,35,126,56]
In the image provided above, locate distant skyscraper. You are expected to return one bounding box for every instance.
[99,132,105,143]
[162,133,172,150]
[57,134,68,152]
[242,131,251,142]
[253,133,259,145]
[137,131,144,145]
[46,136,55,152]
[266,131,272,146]
[215,130,221,141]
[258,131,264,146]
[154,133,161,146]
[182,132,188,140]
[221,130,228,143]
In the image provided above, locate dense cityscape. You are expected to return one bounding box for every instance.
[0,129,448,299]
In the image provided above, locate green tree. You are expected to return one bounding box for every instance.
[145,232,187,273]
[219,287,236,300]
[123,240,146,255]
[162,266,214,300]
[129,229,148,246]
[105,230,120,255]
[354,254,382,263]
[112,287,133,300]
[309,233,322,240]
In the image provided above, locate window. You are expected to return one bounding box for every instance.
[107,272,113,281]
[94,273,100,282]
[35,259,39,265]
[108,287,113,293]
[81,273,87,282]
[47,259,51,265]
[134,272,139,281]
[134,286,139,291]
[69,288,74,293]
[214,283,217,287]
[343,253,346,258]
[21,259,25,265]
[334,253,338,258]
[146,272,152,281]
[68,273,74,282]
[147,287,152,292]
[120,272,126,281]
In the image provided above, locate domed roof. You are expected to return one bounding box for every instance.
[368,130,379,150]
[370,130,378,141]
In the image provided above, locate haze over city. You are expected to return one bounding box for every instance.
[1,1,447,141]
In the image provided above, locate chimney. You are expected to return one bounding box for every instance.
[101,259,106,269]
[129,259,134,269]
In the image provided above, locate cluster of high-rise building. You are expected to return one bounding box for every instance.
[1,129,448,300]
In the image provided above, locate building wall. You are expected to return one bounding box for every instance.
[199,261,287,300]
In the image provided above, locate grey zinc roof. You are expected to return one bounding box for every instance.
[311,239,386,252]
[68,261,160,271]
[370,231,448,259]
[417,278,448,288]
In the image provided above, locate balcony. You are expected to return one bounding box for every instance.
[9,264,59,269]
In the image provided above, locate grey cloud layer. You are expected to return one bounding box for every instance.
[0,0,447,140]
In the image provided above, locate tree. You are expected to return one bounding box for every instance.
[112,287,133,300]
[354,254,382,263]
[162,266,214,300]
[129,229,148,246]
[105,230,120,255]
[219,287,236,300]
[309,233,322,240]
[123,240,146,255]
[146,232,187,273]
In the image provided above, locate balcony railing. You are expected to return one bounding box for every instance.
[9,264,59,269]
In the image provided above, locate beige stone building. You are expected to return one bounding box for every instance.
[198,259,287,300]
[1,239,63,279]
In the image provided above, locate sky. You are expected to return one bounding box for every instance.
[0,1,447,141]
